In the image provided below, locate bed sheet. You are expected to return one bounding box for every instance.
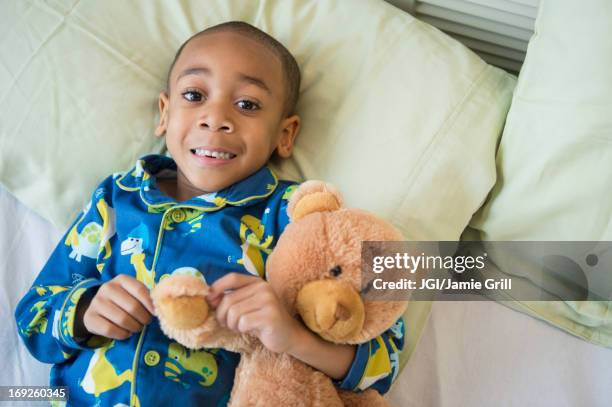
[387,301,612,406]
[0,184,58,388]
[2,184,612,406]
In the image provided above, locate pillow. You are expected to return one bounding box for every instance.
[0,0,515,368]
[467,0,612,347]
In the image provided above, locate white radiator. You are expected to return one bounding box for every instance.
[386,0,540,74]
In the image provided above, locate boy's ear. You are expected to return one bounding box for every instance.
[275,115,300,158]
[155,92,169,137]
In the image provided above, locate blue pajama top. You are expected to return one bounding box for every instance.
[15,154,405,406]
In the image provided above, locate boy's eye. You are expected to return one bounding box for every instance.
[236,100,259,111]
[182,90,203,102]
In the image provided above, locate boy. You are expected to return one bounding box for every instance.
[15,21,404,406]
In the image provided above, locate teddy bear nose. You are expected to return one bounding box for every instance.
[296,279,365,342]
[335,304,350,321]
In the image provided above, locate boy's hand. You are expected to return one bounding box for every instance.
[79,275,155,341]
[208,273,302,354]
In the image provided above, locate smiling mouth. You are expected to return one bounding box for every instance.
[190,148,237,160]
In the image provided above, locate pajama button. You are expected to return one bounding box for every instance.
[144,350,160,366]
[171,209,186,223]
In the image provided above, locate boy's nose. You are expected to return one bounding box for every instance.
[198,106,234,133]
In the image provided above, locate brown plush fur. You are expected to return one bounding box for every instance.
[231,349,344,406]
[153,181,408,406]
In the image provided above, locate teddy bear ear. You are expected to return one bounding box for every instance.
[287,180,344,222]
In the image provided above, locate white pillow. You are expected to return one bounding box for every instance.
[467,0,612,347]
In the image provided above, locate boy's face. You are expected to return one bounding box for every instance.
[156,31,299,196]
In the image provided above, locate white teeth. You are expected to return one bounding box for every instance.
[193,149,234,160]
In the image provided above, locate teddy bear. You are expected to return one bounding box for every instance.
[151,180,408,406]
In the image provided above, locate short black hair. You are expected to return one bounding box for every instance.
[166,21,301,116]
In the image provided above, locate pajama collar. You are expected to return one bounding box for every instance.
[115,154,279,210]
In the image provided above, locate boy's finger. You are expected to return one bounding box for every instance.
[206,292,222,308]
[236,309,265,334]
[87,313,132,340]
[215,282,269,328]
[210,273,260,295]
[108,287,152,326]
[118,276,155,315]
[216,281,263,311]
[98,298,143,333]
[223,299,261,332]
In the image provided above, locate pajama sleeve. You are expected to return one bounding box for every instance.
[14,177,115,364]
[335,318,405,394]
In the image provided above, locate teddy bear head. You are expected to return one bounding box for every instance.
[266,181,408,344]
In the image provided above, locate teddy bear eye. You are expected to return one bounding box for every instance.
[329,266,342,277]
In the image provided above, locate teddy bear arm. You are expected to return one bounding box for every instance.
[200,326,258,354]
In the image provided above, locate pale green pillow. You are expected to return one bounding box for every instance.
[0,0,515,367]
[468,0,612,346]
